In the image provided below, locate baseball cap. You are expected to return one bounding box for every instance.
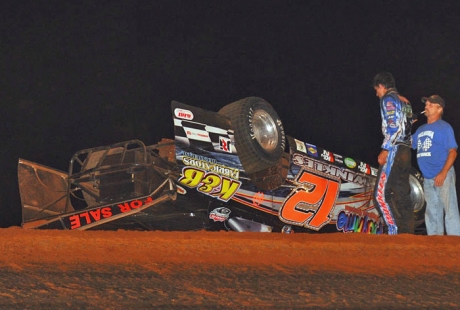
[421,95,445,108]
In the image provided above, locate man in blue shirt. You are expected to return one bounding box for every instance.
[373,72,414,234]
[412,94,460,235]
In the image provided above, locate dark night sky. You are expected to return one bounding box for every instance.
[2,0,460,227]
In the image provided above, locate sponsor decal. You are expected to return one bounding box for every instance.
[358,162,371,175]
[305,143,318,157]
[174,108,194,120]
[281,225,294,234]
[252,192,265,207]
[219,136,232,153]
[181,152,217,164]
[321,150,334,163]
[344,157,357,169]
[336,207,383,234]
[294,139,307,153]
[370,167,378,177]
[292,153,370,186]
[343,205,380,222]
[385,101,395,110]
[65,196,154,230]
[184,127,211,142]
[182,156,239,179]
[209,207,231,222]
[178,167,241,201]
[333,153,343,164]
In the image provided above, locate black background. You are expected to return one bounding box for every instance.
[2,0,460,227]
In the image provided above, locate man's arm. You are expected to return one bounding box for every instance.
[434,148,457,186]
[378,149,388,165]
[398,95,410,104]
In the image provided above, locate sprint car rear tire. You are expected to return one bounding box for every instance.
[218,97,286,174]
[409,167,426,224]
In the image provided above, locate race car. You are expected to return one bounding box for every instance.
[18,97,426,234]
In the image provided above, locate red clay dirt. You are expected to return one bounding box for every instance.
[0,228,459,309]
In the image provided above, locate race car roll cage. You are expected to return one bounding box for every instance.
[19,139,178,228]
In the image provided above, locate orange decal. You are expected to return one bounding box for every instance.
[118,202,131,213]
[101,207,112,218]
[308,180,339,228]
[117,196,153,213]
[69,214,81,229]
[252,192,265,207]
[89,209,101,221]
[280,170,340,230]
[66,197,151,230]
[280,188,314,224]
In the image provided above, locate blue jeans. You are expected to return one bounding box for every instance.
[423,167,460,235]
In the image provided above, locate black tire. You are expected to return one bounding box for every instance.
[218,97,286,174]
[409,167,426,224]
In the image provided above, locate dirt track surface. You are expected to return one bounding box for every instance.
[0,228,459,309]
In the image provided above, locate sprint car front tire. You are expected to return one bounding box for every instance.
[409,167,426,224]
[218,97,286,175]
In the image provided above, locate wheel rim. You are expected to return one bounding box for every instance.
[252,109,279,152]
[409,174,425,212]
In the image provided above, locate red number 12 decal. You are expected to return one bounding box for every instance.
[279,170,340,230]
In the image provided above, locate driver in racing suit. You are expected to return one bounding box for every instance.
[373,72,414,235]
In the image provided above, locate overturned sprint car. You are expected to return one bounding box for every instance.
[18,97,426,234]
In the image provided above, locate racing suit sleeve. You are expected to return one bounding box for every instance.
[380,96,403,150]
